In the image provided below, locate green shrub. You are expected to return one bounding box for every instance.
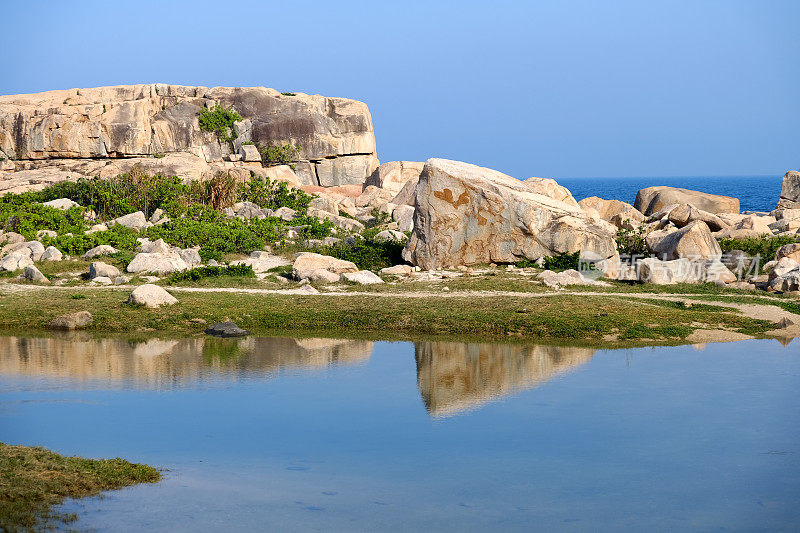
[0,201,87,239]
[718,235,800,262]
[281,92,296,96]
[514,259,539,268]
[147,217,284,261]
[167,264,255,284]
[615,223,648,255]
[237,176,313,214]
[293,216,334,239]
[17,167,190,219]
[258,143,301,168]
[323,231,404,271]
[543,251,581,271]
[40,225,139,255]
[198,105,242,146]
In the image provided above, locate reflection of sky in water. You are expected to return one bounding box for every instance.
[0,336,798,531]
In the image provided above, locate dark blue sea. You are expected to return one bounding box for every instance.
[559,176,782,213]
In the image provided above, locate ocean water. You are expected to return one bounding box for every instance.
[1,335,798,531]
[558,175,782,213]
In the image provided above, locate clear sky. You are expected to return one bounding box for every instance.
[1,0,797,179]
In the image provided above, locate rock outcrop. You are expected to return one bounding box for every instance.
[777,170,800,209]
[0,84,378,190]
[578,196,644,225]
[402,159,617,269]
[363,161,424,196]
[634,186,740,215]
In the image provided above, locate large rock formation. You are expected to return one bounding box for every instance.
[777,170,800,209]
[415,341,595,417]
[634,186,740,215]
[0,84,378,191]
[363,161,424,195]
[402,158,617,269]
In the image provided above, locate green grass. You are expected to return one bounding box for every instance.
[0,442,160,531]
[0,288,777,347]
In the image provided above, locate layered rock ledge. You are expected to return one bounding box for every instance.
[0,84,378,191]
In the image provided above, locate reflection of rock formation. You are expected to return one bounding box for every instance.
[415,342,595,417]
[0,335,373,389]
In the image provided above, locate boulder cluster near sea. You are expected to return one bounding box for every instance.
[1,84,800,302]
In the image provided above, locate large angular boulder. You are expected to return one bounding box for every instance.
[523,177,579,208]
[637,257,735,285]
[230,250,290,273]
[363,161,424,196]
[777,170,800,209]
[48,311,92,330]
[666,204,728,231]
[0,252,33,272]
[127,284,178,308]
[775,243,800,263]
[578,197,645,224]
[340,270,384,285]
[111,211,147,230]
[647,220,721,260]
[23,265,48,282]
[126,252,188,275]
[634,186,740,215]
[402,159,617,270]
[292,252,358,280]
[42,198,80,210]
[89,261,120,279]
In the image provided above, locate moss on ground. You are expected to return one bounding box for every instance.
[0,442,160,531]
[0,287,780,348]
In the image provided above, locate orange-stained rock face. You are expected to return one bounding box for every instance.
[402,158,618,269]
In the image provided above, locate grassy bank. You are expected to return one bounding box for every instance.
[0,286,779,347]
[0,442,160,531]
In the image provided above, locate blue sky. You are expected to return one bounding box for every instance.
[1,0,797,178]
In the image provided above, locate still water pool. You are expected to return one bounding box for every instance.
[1,335,798,531]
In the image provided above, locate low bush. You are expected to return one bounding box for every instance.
[323,229,404,271]
[718,235,800,262]
[615,223,648,256]
[0,201,86,239]
[40,225,139,255]
[292,216,334,239]
[543,251,581,271]
[16,167,189,219]
[147,216,285,261]
[167,264,255,284]
[198,105,242,146]
[258,143,301,168]
[237,175,313,214]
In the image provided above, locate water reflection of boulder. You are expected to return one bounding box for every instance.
[415,342,595,417]
[0,335,373,388]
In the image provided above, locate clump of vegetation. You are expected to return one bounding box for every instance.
[543,251,581,271]
[615,223,648,256]
[0,201,86,239]
[15,166,189,219]
[167,264,255,284]
[323,229,405,271]
[718,235,799,263]
[40,225,140,255]
[237,175,313,214]
[258,143,301,168]
[187,172,237,211]
[514,258,539,268]
[198,104,242,146]
[281,92,296,96]
[147,215,285,261]
[0,442,160,531]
